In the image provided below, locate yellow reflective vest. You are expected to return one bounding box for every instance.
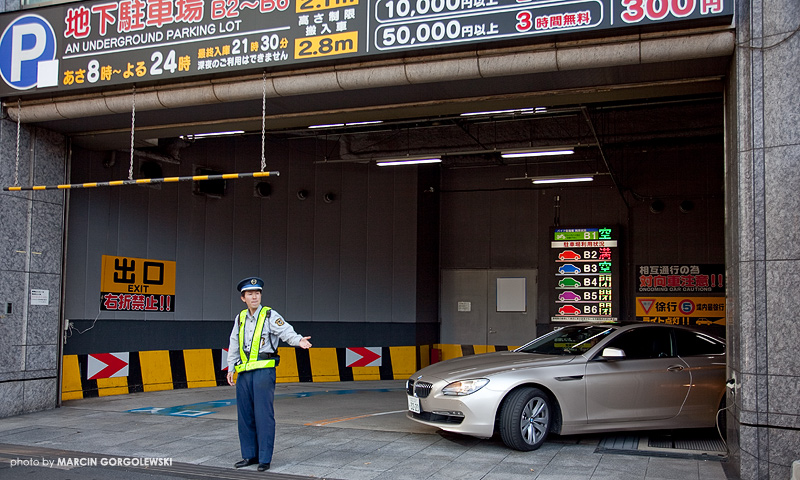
[235,307,276,373]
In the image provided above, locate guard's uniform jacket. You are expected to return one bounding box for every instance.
[227,306,303,372]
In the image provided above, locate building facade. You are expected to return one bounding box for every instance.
[0,0,797,478]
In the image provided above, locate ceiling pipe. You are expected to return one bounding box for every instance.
[5,30,734,123]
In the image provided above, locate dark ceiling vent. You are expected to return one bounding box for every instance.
[193,167,226,198]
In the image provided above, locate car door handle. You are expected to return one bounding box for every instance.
[667,365,684,372]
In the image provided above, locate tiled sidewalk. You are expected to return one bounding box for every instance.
[0,382,734,480]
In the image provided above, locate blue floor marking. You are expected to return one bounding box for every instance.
[126,387,405,417]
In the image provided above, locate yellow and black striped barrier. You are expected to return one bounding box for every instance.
[4,171,278,191]
[61,343,519,400]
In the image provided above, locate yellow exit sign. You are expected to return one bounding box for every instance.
[101,255,176,295]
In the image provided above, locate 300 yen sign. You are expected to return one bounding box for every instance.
[621,0,709,23]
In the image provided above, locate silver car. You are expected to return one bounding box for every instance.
[406,323,726,451]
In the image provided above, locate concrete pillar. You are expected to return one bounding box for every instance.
[0,119,67,417]
[729,0,800,478]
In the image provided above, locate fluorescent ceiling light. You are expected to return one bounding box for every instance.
[308,120,384,129]
[460,108,535,117]
[501,148,574,159]
[460,107,547,117]
[376,155,441,166]
[531,174,594,184]
[346,120,383,126]
[181,130,244,139]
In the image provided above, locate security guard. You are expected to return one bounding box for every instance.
[227,277,312,472]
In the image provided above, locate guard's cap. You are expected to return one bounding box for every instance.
[237,277,264,293]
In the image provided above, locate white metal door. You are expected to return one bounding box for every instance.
[441,269,537,346]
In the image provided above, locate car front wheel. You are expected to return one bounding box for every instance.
[498,387,552,451]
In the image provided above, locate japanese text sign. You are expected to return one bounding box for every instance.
[100,254,176,311]
[635,295,726,333]
[0,0,732,96]
[636,264,724,293]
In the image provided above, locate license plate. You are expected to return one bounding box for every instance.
[407,395,421,414]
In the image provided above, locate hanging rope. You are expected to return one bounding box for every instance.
[129,86,136,180]
[14,99,21,187]
[260,71,267,173]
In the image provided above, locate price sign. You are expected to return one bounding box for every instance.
[551,226,619,323]
[0,0,732,97]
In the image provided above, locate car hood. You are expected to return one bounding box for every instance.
[413,351,577,382]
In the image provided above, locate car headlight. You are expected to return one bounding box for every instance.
[442,379,489,396]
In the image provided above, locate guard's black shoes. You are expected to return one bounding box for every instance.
[257,463,271,471]
[234,458,258,468]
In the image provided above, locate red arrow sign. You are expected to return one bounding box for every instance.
[88,353,129,380]
[346,347,381,368]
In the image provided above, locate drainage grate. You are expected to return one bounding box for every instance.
[649,436,727,452]
[597,430,726,460]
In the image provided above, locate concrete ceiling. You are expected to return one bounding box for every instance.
[24,49,729,153]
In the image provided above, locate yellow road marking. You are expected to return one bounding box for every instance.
[305,410,406,426]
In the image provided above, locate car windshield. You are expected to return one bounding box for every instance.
[516,325,616,356]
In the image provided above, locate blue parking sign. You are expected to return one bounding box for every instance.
[0,15,57,90]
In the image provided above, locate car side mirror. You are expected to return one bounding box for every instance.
[599,347,626,361]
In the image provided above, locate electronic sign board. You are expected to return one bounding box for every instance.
[0,0,733,96]
[551,226,619,323]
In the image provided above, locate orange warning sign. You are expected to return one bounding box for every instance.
[635,296,725,317]
[101,255,176,296]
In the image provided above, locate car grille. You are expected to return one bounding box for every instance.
[407,379,433,398]
[408,411,464,425]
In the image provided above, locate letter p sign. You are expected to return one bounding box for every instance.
[0,15,57,90]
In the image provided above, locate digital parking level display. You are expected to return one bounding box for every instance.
[551,226,619,323]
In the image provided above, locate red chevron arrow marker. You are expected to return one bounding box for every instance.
[346,347,382,368]
[88,352,129,380]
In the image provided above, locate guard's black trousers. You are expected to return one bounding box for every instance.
[236,367,276,464]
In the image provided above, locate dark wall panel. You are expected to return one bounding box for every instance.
[339,163,369,323]
[231,137,262,304]
[440,190,491,268]
[392,170,418,323]
[64,135,426,354]
[313,163,343,322]
[62,320,437,354]
[489,189,538,268]
[203,189,235,320]
[63,182,89,320]
[366,167,396,323]
[285,146,316,322]
[258,148,289,315]
[175,179,208,321]
[86,188,114,318]
[415,165,440,327]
